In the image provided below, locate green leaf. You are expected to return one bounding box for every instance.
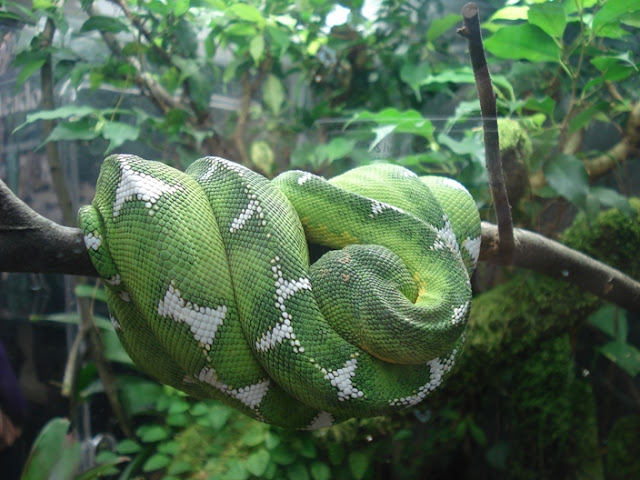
[348,451,369,480]
[116,439,142,455]
[250,140,275,174]
[287,462,309,480]
[399,62,430,101]
[224,459,250,480]
[246,450,270,476]
[426,14,460,43]
[173,0,190,17]
[569,102,610,133]
[80,16,129,33]
[523,96,556,116]
[588,304,628,342]
[16,58,45,87]
[263,74,285,116]
[46,119,99,143]
[227,4,266,27]
[369,125,396,152]
[528,3,567,38]
[484,24,560,63]
[271,444,296,465]
[240,425,265,447]
[142,453,171,472]
[15,105,98,131]
[310,461,331,480]
[589,187,633,217]
[21,418,81,480]
[136,424,170,443]
[599,341,640,376]
[593,0,640,33]
[249,34,265,64]
[543,154,589,207]
[102,121,140,153]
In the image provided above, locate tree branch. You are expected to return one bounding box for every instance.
[1,177,639,314]
[458,3,514,260]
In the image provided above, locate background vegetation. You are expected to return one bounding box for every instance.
[2,0,640,478]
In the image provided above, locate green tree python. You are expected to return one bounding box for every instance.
[78,155,481,429]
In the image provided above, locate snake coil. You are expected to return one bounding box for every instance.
[79,155,480,429]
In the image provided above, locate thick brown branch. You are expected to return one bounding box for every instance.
[458,3,514,260]
[0,179,97,276]
[480,221,640,313]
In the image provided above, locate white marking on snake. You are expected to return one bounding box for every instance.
[305,411,334,430]
[389,351,457,407]
[112,164,184,217]
[256,261,311,352]
[200,156,247,181]
[298,172,314,185]
[370,200,404,218]
[321,358,364,401]
[119,291,131,302]
[432,214,460,254]
[158,281,227,346]
[105,274,121,286]
[451,301,470,326]
[84,232,102,251]
[198,368,270,409]
[109,314,121,330]
[463,236,481,267]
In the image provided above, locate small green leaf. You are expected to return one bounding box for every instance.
[484,24,560,63]
[246,450,270,476]
[310,461,331,480]
[589,187,633,217]
[263,74,285,116]
[543,154,589,207]
[47,119,99,142]
[136,424,170,443]
[271,444,296,465]
[426,13,460,43]
[241,425,265,447]
[593,0,640,33]
[528,3,567,38]
[588,304,628,342]
[250,140,275,174]
[102,121,140,153]
[116,439,142,455]
[399,62,430,101]
[249,34,265,64]
[523,96,556,116]
[287,462,309,480]
[599,341,640,376]
[142,453,171,472]
[227,4,265,27]
[348,451,369,480]
[21,418,81,480]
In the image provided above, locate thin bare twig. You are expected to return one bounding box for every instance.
[458,3,515,261]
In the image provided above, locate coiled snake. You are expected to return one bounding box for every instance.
[79,155,480,429]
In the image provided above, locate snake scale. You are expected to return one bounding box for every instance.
[78,155,481,429]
